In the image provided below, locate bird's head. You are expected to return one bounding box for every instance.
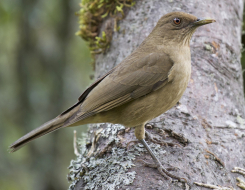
[152,12,215,46]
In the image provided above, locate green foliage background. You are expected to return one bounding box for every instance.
[0,1,244,190]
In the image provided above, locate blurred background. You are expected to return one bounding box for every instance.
[0,0,93,189]
[0,1,244,190]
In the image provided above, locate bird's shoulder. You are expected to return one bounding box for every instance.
[109,51,174,86]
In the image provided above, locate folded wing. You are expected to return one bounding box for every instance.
[67,52,174,124]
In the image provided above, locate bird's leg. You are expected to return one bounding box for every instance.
[134,125,187,183]
[140,139,187,182]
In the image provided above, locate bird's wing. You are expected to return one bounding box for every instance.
[66,52,174,124]
[60,68,116,116]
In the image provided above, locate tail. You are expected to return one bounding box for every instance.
[9,104,81,152]
[9,117,66,152]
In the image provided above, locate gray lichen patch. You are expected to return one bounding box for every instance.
[99,123,125,142]
[68,144,147,190]
[68,123,147,190]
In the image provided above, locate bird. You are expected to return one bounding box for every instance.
[10,12,215,181]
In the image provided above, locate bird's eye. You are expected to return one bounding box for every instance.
[173,18,181,25]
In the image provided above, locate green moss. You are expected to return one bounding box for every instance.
[76,0,135,60]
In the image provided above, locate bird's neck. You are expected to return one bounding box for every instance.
[137,36,191,63]
[155,41,191,59]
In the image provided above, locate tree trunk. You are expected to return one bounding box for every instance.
[68,0,245,189]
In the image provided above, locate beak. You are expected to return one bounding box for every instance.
[193,18,216,26]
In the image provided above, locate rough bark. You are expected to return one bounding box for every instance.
[68,0,245,189]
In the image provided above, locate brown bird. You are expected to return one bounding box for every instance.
[10,12,215,181]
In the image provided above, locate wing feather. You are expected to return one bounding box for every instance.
[66,52,174,125]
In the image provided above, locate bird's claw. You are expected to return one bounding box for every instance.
[136,159,186,183]
[137,159,177,171]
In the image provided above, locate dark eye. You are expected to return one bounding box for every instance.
[173,18,181,25]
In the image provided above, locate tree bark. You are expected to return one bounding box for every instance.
[68,0,245,189]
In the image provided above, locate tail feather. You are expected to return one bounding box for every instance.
[9,118,65,152]
[9,104,81,152]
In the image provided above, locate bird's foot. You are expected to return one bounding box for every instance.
[137,159,187,183]
[145,130,181,148]
[139,139,187,183]
[137,159,177,171]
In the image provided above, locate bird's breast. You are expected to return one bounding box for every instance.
[170,59,191,97]
[167,47,191,101]
[112,57,192,127]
